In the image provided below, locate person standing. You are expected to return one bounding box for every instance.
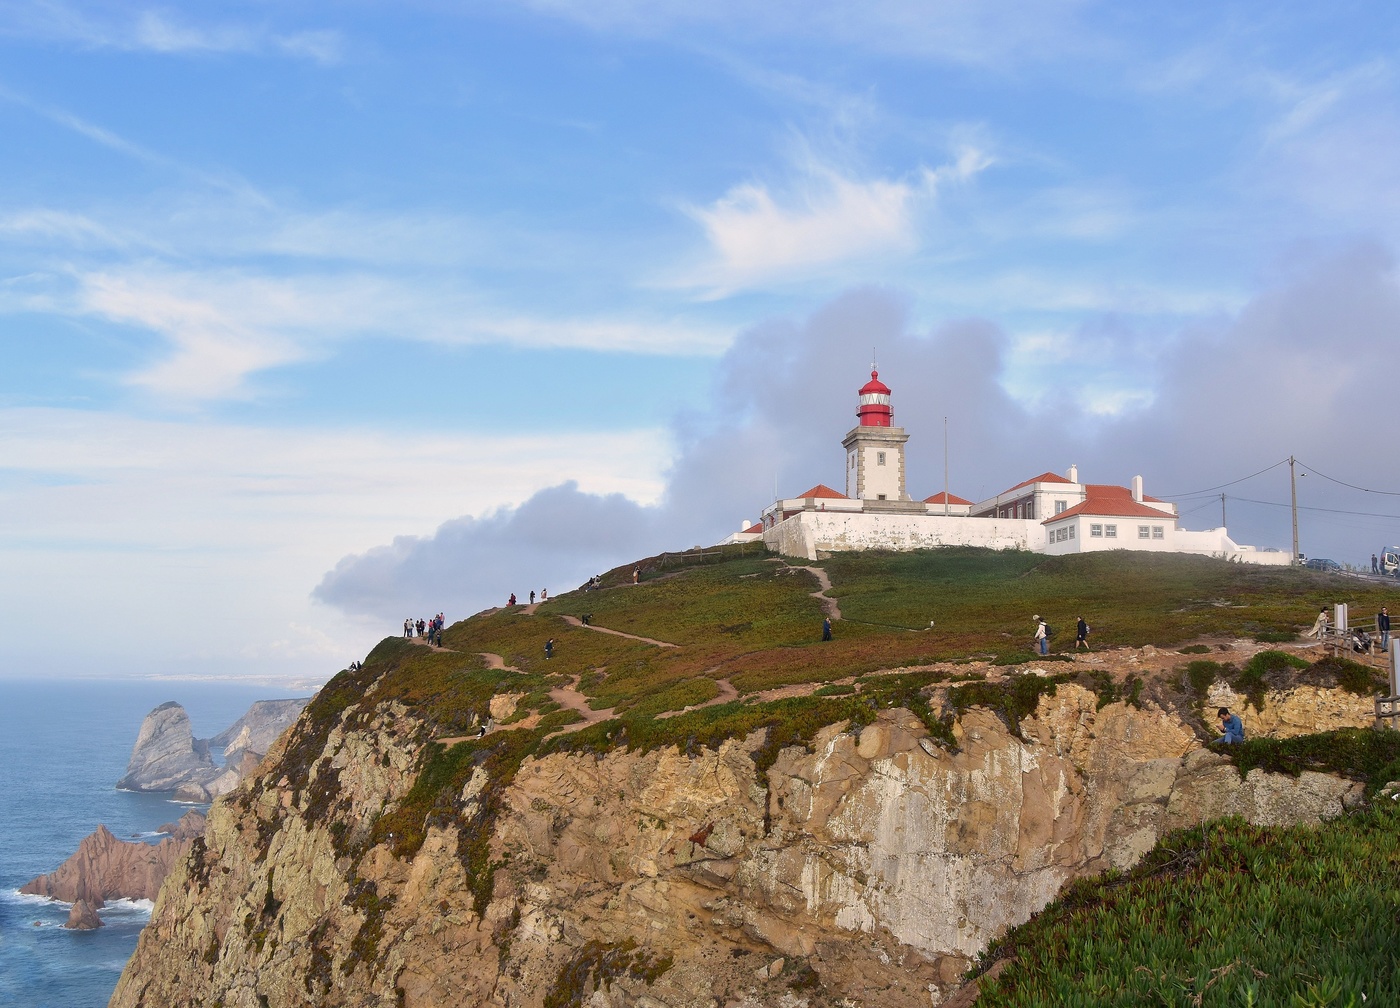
[529,590,536,605]
[1033,616,1048,655]
[633,567,640,584]
[1379,607,1391,653]
[1075,616,1090,650]
[822,617,832,641]
[1306,607,1329,639]
[1373,554,1380,574]
[541,588,548,601]
[508,593,517,606]
[545,638,555,660]
[1215,707,1244,744]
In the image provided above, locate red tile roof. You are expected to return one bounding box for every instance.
[1000,471,1074,494]
[795,484,847,499]
[1043,484,1179,523]
[743,523,763,534]
[923,492,972,505]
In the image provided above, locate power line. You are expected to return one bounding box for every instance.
[1157,457,1289,498]
[1226,495,1400,520]
[1295,460,1400,497]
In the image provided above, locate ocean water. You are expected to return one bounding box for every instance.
[0,678,308,1008]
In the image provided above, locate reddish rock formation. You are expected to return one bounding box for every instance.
[65,899,103,930]
[20,811,205,908]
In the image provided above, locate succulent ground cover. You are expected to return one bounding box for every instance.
[975,798,1400,1007]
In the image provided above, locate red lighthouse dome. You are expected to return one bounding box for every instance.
[856,369,893,427]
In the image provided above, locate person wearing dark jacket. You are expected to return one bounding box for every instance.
[1379,607,1390,653]
[1075,616,1090,650]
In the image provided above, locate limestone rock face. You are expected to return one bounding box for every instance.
[20,817,203,907]
[1205,683,1375,738]
[210,698,310,763]
[117,702,219,793]
[65,899,103,930]
[109,686,1371,1008]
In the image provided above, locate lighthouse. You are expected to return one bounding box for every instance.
[842,368,911,502]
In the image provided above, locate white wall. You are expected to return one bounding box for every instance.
[765,511,1045,560]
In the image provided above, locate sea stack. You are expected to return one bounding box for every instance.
[64,899,103,930]
[116,702,219,793]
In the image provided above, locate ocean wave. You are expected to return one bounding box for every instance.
[101,898,154,915]
[3,888,68,907]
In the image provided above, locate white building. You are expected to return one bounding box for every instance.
[731,369,1289,566]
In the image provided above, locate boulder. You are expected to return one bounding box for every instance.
[156,810,208,842]
[116,702,219,793]
[64,899,103,930]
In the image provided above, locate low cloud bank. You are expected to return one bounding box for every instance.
[317,245,1400,621]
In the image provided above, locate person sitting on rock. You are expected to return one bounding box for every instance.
[1215,707,1244,744]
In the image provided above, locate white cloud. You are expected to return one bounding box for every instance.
[0,3,343,63]
[0,406,670,676]
[680,147,991,295]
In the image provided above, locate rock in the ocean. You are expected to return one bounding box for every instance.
[64,899,103,930]
[156,810,209,842]
[210,698,309,764]
[116,702,220,792]
[20,818,201,907]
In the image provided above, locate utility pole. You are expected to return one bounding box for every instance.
[1220,493,1227,529]
[943,417,949,516]
[1289,456,1299,564]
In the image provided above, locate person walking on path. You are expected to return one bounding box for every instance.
[822,617,832,641]
[1379,607,1391,653]
[1373,554,1380,574]
[1306,607,1329,639]
[529,590,536,605]
[1075,616,1090,650]
[1033,616,1048,655]
[1215,707,1245,744]
[545,638,555,660]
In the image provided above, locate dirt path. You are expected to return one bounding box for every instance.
[559,614,679,648]
[407,636,455,653]
[784,564,842,621]
[478,652,521,672]
[656,676,738,719]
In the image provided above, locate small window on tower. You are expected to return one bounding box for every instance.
[1055,500,1067,514]
[877,494,887,500]
[877,451,886,466]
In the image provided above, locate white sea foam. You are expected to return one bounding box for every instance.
[101,898,154,916]
[4,888,68,908]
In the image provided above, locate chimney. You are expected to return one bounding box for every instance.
[1067,464,1079,483]
[741,519,751,531]
[1132,475,1143,502]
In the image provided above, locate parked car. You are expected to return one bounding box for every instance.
[1305,558,1343,572]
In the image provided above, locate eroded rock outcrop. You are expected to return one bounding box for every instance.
[111,684,1367,1008]
[20,813,205,908]
[210,698,310,764]
[65,898,103,930]
[116,702,219,793]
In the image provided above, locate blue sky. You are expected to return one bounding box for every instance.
[3,1,1399,681]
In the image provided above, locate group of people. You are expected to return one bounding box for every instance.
[1307,606,1391,654]
[1030,615,1093,654]
[403,613,446,646]
[505,589,548,606]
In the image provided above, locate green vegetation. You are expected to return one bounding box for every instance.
[543,939,674,1008]
[1214,728,1400,796]
[947,673,1074,738]
[975,805,1400,1007]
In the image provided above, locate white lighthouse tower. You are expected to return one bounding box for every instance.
[842,368,912,503]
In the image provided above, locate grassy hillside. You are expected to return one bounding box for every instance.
[973,730,1400,1008]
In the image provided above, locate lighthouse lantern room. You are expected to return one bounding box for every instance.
[842,368,911,502]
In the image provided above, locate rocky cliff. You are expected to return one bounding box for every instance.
[20,811,205,908]
[110,678,1369,1008]
[211,698,311,764]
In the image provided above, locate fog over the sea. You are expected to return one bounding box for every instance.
[317,243,1400,622]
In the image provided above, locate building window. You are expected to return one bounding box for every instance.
[1068,526,1075,539]
[1139,525,1151,539]
[1055,500,1067,514]
[1025,501,1035,520]
[877,494,886,500]
[877,451,886,466]
[1090,524,1103,537]
[1152,526,1164,539]
[1105,524,1117,538]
